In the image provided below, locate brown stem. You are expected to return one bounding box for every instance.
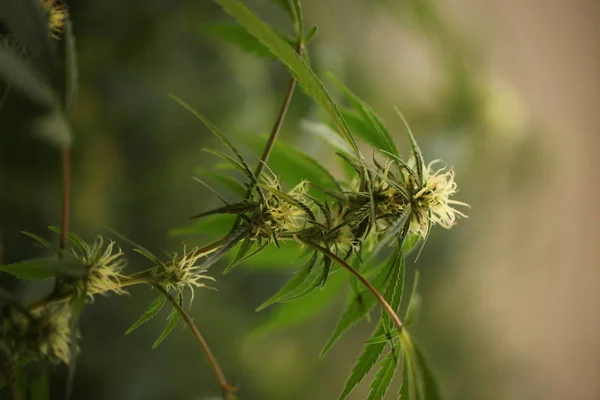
[300,238,404,331]
[153,285,235,399]
[232,41,304,231]
[59,147,71,258]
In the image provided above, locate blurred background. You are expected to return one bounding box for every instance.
[1,0,599,399]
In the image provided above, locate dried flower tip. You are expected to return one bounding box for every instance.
[72,236,128,298]
[42,0,68,39]
[409,160,469,237]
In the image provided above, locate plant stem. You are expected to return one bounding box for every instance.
[153,285,235,399]
[59,147,71,259]
[300,238,404,331]
[232,41,304,231]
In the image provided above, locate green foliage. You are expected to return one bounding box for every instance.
[126,295,167,335]
[0,258,84,280]
[367,347,401,400]
[213,0,360,155]
[63,21,78,113]
[152,304,181,349]
[404,271,421,327]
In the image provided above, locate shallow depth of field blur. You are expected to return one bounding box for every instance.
[1,0,599,399]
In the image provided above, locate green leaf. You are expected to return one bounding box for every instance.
[321,252,401,357]
[382,252,405,329]
[256,252,316,311]
[170,214,236,238]
[126,295,167,335]
[0,0,59,81]
[21,231,59,255]
[152,303,181,349]
[305,26,318,44]
[224,236,253,273]
[32,111,73,148]
[404,271,421,326]
[394,107,424,184]
[194,167,246,197]
[251,269,345,336]
[0,258,84,280]
[63,21,78,113]
[338,323,387,400]
[205,22,296,59]
[399,351,415,400]
[247,136,342,196]
[330,74,399,157]
[367,347,401,400]
[0,43,59,110]
[224,239,304,269]
[412,342,443,400]
[212,0,360,155]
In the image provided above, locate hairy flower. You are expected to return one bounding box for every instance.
[42,0,68,39]
[154,245,216,305]
[251,178,310,239]
[72,236,128,297]
[408,160,469,237]
[0,304,74,364]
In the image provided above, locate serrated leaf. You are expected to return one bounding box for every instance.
[126,295,167,335]
[383,251,405,329]
[0,258,84,280]
[363,328,401,345]
[152,303,181,349]
[0,43,59,110]
[330,74,399,157]
[63,21,78,113]
[194,167,246,197]
[224,236,253,273]
[205,22,296,59]
[367,347,402,400]
[404,271,421,326]
[338,323,387,400]
[251,269,344,336]
[213,0,360,155]
[321,252,400,357]
[399,351,414,400]
[412,342,443,400]
[256,252,316,311]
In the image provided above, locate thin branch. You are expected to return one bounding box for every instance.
[153,285,236,400]
[300,238,404,331]
[59,147,71,258]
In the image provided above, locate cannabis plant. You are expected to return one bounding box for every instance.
[0,0,468,399]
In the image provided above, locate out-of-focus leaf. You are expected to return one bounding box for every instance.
[205,22,295,59]
[0,43,58,110]
[63,21,78,113]
[330,74,399,157]
[170,214,237,238]
[224,240,304,269]
[0,0,58,79]
[32,111,72,148]
[21,231,59,255]
[399,350,415,400]
[269,0,293,18]
[404,271,421,326]
[224,237,253,273]
[413,341,443,400]
[251,270,344,335]
[213,0,360,155]
[338,323,386,400]
[152,303,180,349]
[247,136,342,196]
[194,167,246,197]
[305,26,318,44]
[367,347,401,400]
[0,258,84,280]
[126,295,167,335]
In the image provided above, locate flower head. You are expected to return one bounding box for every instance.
[0,304,74,364]
[154,245,216,305]
[408,159,469,237]
[42,0,68,39]
[71,236,128,297]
